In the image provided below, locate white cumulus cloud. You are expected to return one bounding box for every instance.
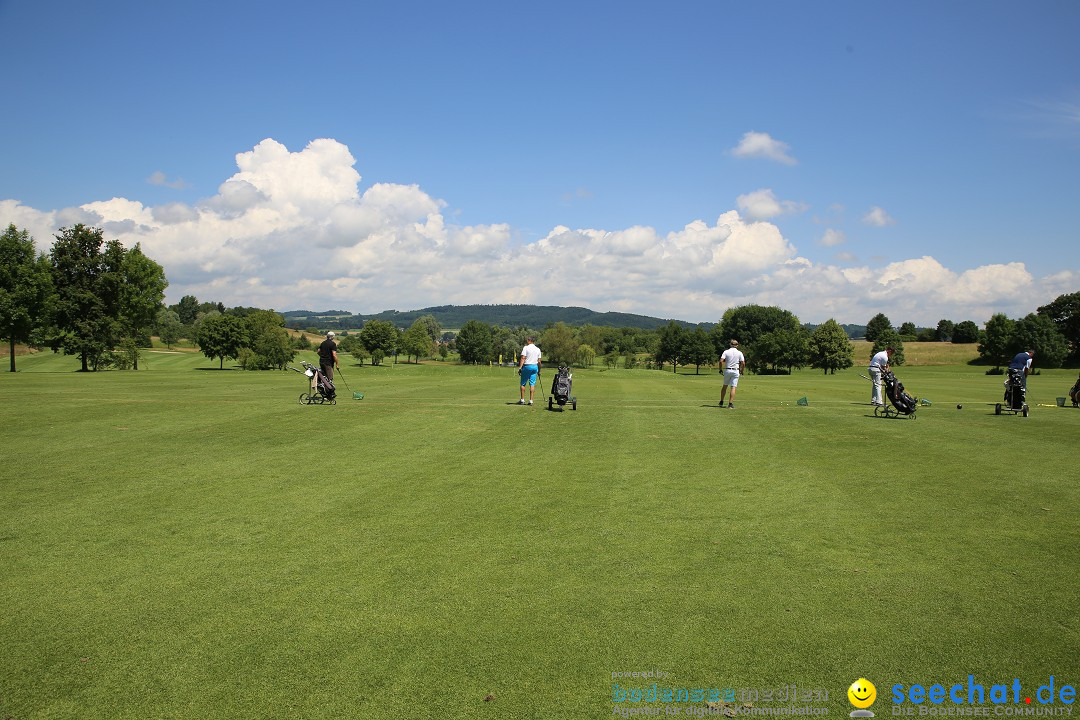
[730,131,797,165]
[736,189,808,222]
[862,206,896,226]
[2,137,1074,326]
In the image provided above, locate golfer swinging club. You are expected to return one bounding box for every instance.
[518,336,542,405]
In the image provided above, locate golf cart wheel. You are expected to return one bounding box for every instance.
[572,399,577,410]
[1022,405,1029,417]
[548,397,553,410]
[874,405,882,417]
[299,392,309,405]
[995,403,1002,415]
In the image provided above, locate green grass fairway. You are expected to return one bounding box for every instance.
[3,352,1079,719]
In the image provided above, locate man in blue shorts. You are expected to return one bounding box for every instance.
[518,336,542,405]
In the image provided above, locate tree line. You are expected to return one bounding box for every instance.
[4,223,1077,373]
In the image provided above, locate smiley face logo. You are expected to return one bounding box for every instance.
[848,679,877,709]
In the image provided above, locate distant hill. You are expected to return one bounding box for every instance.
[804,322,867,339]
[282,304,703,331]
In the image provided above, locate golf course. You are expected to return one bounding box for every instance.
[2,347,1078,719]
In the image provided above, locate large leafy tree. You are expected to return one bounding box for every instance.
[358,319,399,365]
[1010,313,1068,368]
[682,327,716,374]
[809,319,855,374]
[242,310,295,369]
[750,328,810,374]
[540,321,577,365]
[935,319,955,342]
[156,309,182,349]
[713,305,802,353]
[1037,292,1080,361]
[47,225,127,371]
[655,321,685,373]
[173,295,199,325]
[865,313,892,343]
[400,318,436,363]
[197,313,246,369]
[0,224,54,372]
[978,313,1015,366]
[117,244,167,369]
[951,320,979,343]
[455,319,493,364]
[871,329,906,366]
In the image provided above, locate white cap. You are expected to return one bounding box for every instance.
[326,331,335,338]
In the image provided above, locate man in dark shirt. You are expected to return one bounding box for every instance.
[318,331,339,381]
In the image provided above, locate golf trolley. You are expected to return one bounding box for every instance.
[995,368,1029,417]
[288,360,336,405]
[874,369,917,420]
[548,364,577,411]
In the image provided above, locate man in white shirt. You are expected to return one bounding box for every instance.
[719,339,746,409]
[518,337,542,405]
[869,347,894,407]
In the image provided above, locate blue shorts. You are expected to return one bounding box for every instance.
[520,364,538,386]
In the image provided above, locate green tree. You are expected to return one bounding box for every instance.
[951,320,979,343]
[809,319,855,375]
[541,321,577,365]
[155,309,182,349]
[871,329,906,366]
[1011,313,1068,368]
[577,324,606,356]
[750,328,810,374]
[197,313,246,369]
[117,244,167,369]
[358,320,399,364]
[978,313,1015,366]
[47,225,125,371]
[655,321,685,373]
[455,319,493,364]
[935,319,955,342]
[898,321,917,339]
[1037,292,1080,361]
[713,305,802,354]
[0,224,54,372]
[400,319,435,363]
[865,313,892,343]
[682,328,716,374]
[576,343,596,368]
[173,295,199,325]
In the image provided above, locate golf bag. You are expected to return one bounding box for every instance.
[1070,377,1080,407]
[548,364,577,410]
[315,367,336,401]
[1003,368,1025,410]
[552,365,572,406]
[882,370,916,415]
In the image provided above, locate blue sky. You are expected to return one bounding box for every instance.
[2,0,1078,325]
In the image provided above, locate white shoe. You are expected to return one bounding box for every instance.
[528,400,533,405]
[518,399,525,404]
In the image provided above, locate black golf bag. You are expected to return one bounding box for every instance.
[1070,377,1080,407]
[1004,368,1025,410]
[548,364,576,410]
[882,370,916,415]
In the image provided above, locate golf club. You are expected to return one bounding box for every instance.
[336,366,364,399]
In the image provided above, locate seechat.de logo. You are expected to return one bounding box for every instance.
[849,678,878,718]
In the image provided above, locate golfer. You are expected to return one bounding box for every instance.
[719,339,745,409]
[518,336,542,405]
[1008,349,1034,388]
[318,331,340,382]
[869,346,894,407]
